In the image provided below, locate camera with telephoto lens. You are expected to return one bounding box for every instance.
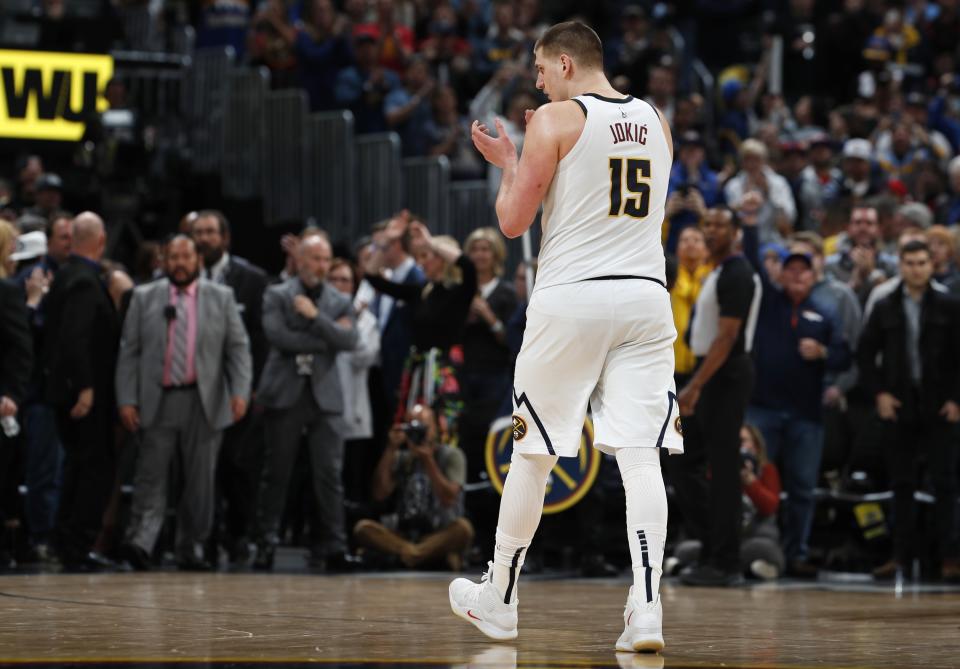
[400,420,428,446]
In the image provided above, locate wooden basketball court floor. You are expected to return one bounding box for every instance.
[2,569,959,669]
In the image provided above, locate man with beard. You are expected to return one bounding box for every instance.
[190,210,269,565]
[116,235,251,571]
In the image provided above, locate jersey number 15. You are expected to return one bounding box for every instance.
[608,157,651,219]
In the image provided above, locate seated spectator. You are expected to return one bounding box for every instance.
[355,0,415,74]
[645,63,677,125]
[335,33,400,134]
[354,403,472,570]
[426,86,484,179]
[672,423,784,581]
[604,5,658,96]
[665,131,720,254]
[724,139,797,245]
[385,57,435,156]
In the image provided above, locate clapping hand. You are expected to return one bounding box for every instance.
[472,118,518,169]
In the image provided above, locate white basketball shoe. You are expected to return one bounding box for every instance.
[449,562,519,641]
[615,586,664,653]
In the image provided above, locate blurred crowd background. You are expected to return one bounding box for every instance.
[1,0,960,583]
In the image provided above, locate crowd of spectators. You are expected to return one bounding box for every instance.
[2,0,960,584]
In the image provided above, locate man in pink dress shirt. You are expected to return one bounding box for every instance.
[116,236,252,570]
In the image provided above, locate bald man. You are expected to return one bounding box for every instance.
[41,211,121,570]
[252,234,359,572]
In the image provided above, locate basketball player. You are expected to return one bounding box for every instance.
[449,22,680,653]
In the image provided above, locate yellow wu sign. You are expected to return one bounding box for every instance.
[0,50,114,141]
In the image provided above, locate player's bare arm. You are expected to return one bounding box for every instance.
[471,101,582,239]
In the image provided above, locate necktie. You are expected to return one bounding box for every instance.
[169,289,189,385]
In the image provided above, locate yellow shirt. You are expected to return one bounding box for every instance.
[671,263,713,375]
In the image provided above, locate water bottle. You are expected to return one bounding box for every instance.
[1,415,19,438]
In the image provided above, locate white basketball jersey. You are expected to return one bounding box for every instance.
[534,93,671,293]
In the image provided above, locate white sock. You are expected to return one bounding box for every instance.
[491,452,558,604]
[616,448,668,605]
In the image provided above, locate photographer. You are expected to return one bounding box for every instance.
[353,403,473,570]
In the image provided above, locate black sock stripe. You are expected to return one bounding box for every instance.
[655,391,678,449]
[504,547,524,604]
[637,530,653,603]
[514,389,555,456]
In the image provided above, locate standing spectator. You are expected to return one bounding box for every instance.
[944,156,960,226]
[364,218,477,438]
[329,258,380,503]
[14,214,71,564]
[670,225,711,385]
[418,4,472,88]
[369,215,425,417]
[823,139,885,213]
[335,33,400,134]
[354,403,472,569]
[191,210,270,565]
[645,63,677,125]
[741,195,852,578]
[41,212,120,571]
[116,236,252,571]
[12,155,43,211]
[724,139,797,245]
[672,206,761,587]
[798,134,841,231]
[473,0,526,79]
[459,227,516,473]
[272,0,354,112]
[0,220,32,570]
[23,174,63,222]
[195,0,252,58]
[248,0,299,88]
[824,205,899,306]
[355,0,414,74]
[926,225,959,285]
[875,121,930,184]
[427,86,484,179]
[858,241,960,582]
[665,131,720,254]
[386,57,437,157]
[253,234,359,571]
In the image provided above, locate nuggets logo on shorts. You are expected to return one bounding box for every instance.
[674,416,683,435]
[512,415,528,441]
[486,415,599,515]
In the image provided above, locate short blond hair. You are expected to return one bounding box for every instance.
[465,227,507,277]
[0,220,17,278]
[740,138,768,161]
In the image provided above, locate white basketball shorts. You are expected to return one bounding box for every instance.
[510,278,682,458]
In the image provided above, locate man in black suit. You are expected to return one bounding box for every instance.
[858,240,960,582]
[0,272,33,568]
[191,210,270,564]
[42,212,120,570]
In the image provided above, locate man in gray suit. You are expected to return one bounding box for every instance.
[116,235,252,570]
[253,233,359,571]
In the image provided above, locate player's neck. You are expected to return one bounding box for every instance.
[567,73,621,101]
